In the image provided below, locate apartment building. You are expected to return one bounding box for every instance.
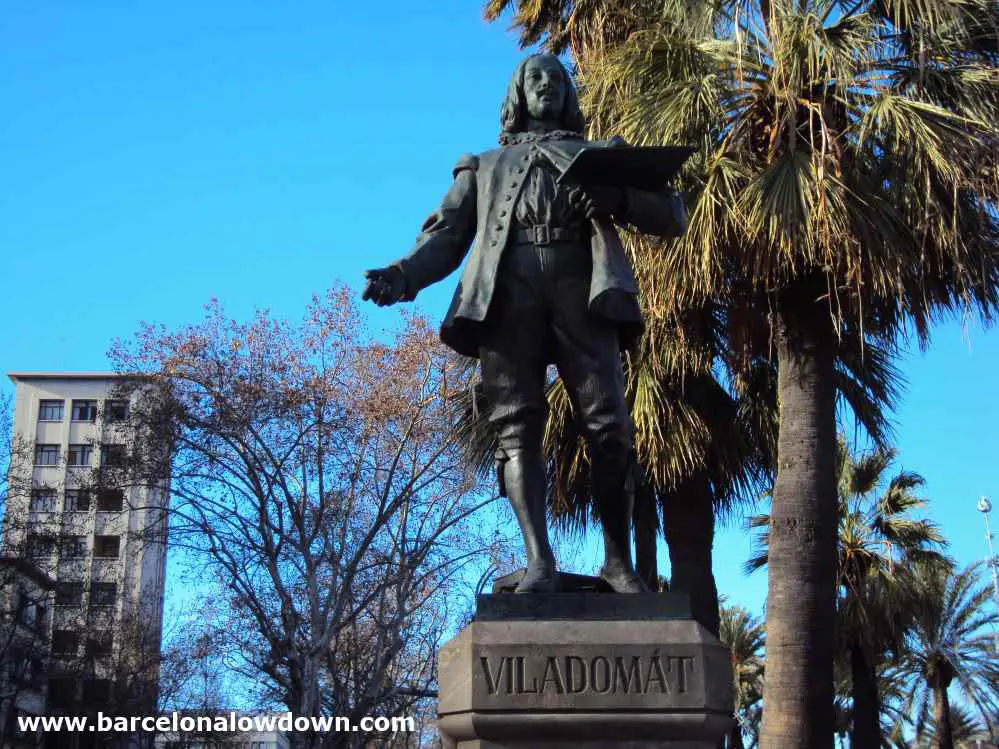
[1,373,169,726]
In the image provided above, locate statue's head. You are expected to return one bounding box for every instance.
[500,54,585,136]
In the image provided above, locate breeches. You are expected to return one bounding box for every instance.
[478,240,634,466]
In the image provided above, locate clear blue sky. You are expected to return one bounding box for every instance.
[2,1,997,622]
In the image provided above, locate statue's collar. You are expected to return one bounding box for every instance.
[498,129,583,146]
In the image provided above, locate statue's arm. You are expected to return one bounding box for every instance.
[393,155,479,301]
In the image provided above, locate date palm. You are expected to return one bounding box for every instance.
[887,703,995,749]
[916,704,993,749]
[578,0,999,743]
[871,659,955,748]
[875,662,915,749]
[835,448,949,749]
[898,561,999,749]
[748,441,950,749]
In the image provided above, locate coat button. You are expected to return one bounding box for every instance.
[499,210,507,217]
[504,194,512,201]
[516,167,524,173]
[511,181,518,187]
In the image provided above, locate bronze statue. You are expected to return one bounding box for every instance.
[362,54,687,593]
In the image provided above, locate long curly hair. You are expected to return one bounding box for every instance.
[499,54,585,138]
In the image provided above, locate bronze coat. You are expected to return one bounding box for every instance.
[394,136,685,358]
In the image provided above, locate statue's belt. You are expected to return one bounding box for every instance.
[510,224,586,246]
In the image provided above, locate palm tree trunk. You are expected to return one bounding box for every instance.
[633,476,659,590]
[759,276,838,749]
[934,683,954,749]
[849,639,881,749]
[662,473,720,636]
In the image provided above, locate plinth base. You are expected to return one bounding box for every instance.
[437,594,733,749]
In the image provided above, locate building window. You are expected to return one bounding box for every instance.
[30,487,57,512]
[47,677,76,708]
[90,582,117,606]
[104,400,128,422]
[65,489,92,512]
[71,400,98,422]
[34,444,59,466]
[97,488,124,511]
[100,444,126,467]
[55,582,83,606]
[51,630,80,655]
[60,535,88,558]
[85,632,112,657]
[68,444,93,466]
[38,400,64,421]
[93,535,120,558]
[26,534,55,558]
[82,678,112,703]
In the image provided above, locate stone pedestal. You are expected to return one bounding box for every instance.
[437,593,733,749]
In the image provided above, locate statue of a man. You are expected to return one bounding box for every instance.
[362,54,687,593]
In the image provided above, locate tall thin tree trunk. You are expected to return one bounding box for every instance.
[759,276,838,749]
[850,639,881,749]
[934,683,955,749]
[662,473,720,637]
[634,476,659,590]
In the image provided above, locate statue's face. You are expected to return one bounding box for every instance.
[522,56,567,122]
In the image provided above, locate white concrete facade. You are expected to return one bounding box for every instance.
[2,372,169,715]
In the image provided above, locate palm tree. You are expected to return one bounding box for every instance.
[916,704,994,749]
[479,3,998,741]
[471,6,913,647]
[835,448,949,749]
[720,598,766,749]
[747,441,950,749]
[576,0,999,743]
[898,561,999,749]
[874,662,915,748]
[480,0,661,65]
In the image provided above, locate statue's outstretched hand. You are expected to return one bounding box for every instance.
[362,266,407,306]
[568,185,625,220]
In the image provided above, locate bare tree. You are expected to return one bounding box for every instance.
[157,598,231,717]
[0,558,53,749]
[108,286,495,748]
[1,392,11,507]
[0,392,57,748]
